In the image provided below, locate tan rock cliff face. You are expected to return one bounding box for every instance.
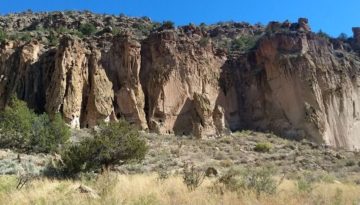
[106,35,147,129]
[1,25,360,149]
[140,31,227,137]
[0,40,50,110]
[45,36,114,128]
[45,36,89,128]
[220,32,360,149]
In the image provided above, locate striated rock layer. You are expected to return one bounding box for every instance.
[1,18,360,149]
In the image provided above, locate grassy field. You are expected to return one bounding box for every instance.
[0,173,359,205]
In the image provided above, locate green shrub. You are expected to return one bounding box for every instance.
[295,171,319,193]
[112,27,123,36]
[20,33,32,42]
[254,142,272,153]
[199,37,210,47]
[231,35,259,52]
[9,32,32,42]
[79,23,97,36]
[296,175,315,193]
[218,166,278,197]
[160,21,175,30]
[132,23,152,35]
[0,29,6,42]
[47,31,59,46]
[345,160,355,166]
[58,120,147,177]
[57,26,71,34]
[0,96,70,153]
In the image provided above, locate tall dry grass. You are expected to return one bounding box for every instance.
[0,173,359,205]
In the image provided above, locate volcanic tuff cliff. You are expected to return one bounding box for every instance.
[1,11,360,149]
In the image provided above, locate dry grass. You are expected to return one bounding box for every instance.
[0,173,359,205]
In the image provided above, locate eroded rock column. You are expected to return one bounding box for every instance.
[107,34,147,129]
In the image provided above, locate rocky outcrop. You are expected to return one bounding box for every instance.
[0,40,49,111]
[45,36,89,128]
[2,13,360,149]
[82,47,114,128]
[140,31,226,136]
[106,34,147,129]
[220,32,360,149]
[45,36,114,128]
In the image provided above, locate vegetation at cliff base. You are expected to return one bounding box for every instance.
[0,96,70,153]
[52,120,148,177]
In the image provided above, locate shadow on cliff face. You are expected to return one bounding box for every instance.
[25,49,57,113]
[217,51,263,132]
[172,98,194,136]
[0,43,56,113]
[217,45,308,142]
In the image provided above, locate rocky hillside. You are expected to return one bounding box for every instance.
[1,11,360,149]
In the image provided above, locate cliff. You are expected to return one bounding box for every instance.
[1,11,360,149]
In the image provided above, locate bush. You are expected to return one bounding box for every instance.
[296,173,316,193]
[8,32,32,42]
[0,29,6,42]
[47,31,59,46]
[79,23,97,36]
[217,166,278,197]
[157,169,170,182]
[58,120,147,177]
[231,35,259,52]
[160,21,175,30]
[20,33,32,42]
[0,96,70,153]
[254,142,272,153]
[132,23,153,35]
[182,164,205,191]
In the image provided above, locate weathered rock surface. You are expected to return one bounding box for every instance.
[220,32,360,149]
[1,13,360,149]
[106,34,147,129]
[140,31,226,136]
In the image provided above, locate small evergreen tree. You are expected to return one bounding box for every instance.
[0,96,70,153]
[59,120,148,177]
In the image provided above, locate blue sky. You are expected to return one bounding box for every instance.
[0,0,359,37]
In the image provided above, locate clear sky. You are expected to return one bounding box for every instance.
[0,0,359,37]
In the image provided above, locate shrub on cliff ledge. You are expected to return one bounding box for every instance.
[79,23,97,36]
[58,121,148,177]
[0,29,6,42]
[159,21,175,31]
[231,35,259,52]
[0,96,70,153]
